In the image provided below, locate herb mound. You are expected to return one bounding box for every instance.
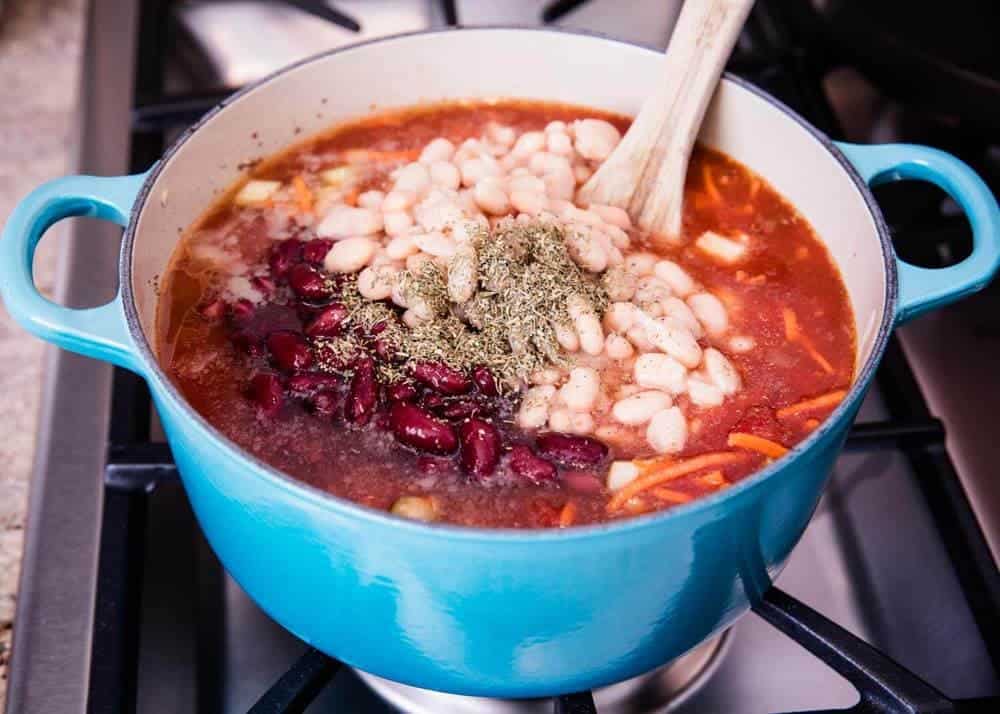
[326,220,608,386]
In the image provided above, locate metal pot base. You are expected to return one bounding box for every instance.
[355,632,729,714]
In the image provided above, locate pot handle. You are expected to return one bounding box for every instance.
[0,173,148,374]
[837,142,1000,324]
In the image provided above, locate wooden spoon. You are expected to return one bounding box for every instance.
[578,0,754,241]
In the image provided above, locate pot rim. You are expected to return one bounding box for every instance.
[120,25,897,543]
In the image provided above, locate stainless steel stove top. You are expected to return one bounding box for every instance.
[6,2,999,713]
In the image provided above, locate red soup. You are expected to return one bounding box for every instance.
[157,100,855,528]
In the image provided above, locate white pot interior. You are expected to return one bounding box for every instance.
[131,28,887,373]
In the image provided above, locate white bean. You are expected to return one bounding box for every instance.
[565,226,608,273]
[547,131,574,156]
[554,322,580,352]
[530,368,563,386]
[544,120,568,134]
[383,211,414,237]
[686,376,725,407]
[704,348,741,395]
[687,292,729,337]
[542,166,576,201]
[419,137,455,164]
[512,131,546,157]
[413,192,465,232]
[517,385,557,429]
[385,235,419,260]
[382,189,417,212]
[626,325,656,352]
[607,461,640,491]
[508,173,546,194]
[529,152,572,176]
[390,279,409,308]
[604,333,635,359]
[573,163,593,184]
[412,231,456,258]
[646,407,687,454]
[323,237,376,273]
[393,163,431,196]
[603,266,637,302]
[695,230,748,263]
[641,315,703,369]
[603,224,631,250]
[547,407,573,433]
[472,177,511,215]
[661,296,703,338]
[588,204,632,230]
[459,157,500,187]
[634,353,687,394]
[317,205,383,238]
[653,260,696,297]
[559,367,600,412]
[405,252,433,272]
[612,390,672,426]
[402,308,427,328]
[603,301,638,333]
[634,275,672,307]
[447,242,477,303]
[486,123,517,147]
[573,119,621,161]
[356,190,384,210]
[510,190,549,216]
[568,411,595,435]
[567,295,605,356]
[234,180,280,206]
[357,264,396,300]
[429,161,461,190]
[625,252,657,276]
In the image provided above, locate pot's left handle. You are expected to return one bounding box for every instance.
[837,142,1000,324]
[0,173,148,374]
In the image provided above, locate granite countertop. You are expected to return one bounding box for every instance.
[0,0,86,705]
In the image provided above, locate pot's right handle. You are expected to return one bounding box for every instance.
[837,142,1000,325]
[0,173,148,374]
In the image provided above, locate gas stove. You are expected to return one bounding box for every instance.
[6,2,1000,713]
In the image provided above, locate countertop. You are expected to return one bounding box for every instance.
[0,0,86,705]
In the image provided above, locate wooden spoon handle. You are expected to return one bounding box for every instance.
[579,0,754,241]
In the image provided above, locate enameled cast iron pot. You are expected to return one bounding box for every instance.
[3,29,999,697]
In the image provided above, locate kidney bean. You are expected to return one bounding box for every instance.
[269,238,303,278]
[288,263,333,301]
[373,339,395,362]
[439,399,480,421]
[562,472,604,495]
[248,373,283,417]
[472,366,499,396]
[266,330,313,372]
[420,393,445,411]
[309,390,341,419]
[458,418,501,478]
[345,357,377,425]
[304,303,348,338]
[286,373,341,397]
[369,320,388,336]
[230,330,265,359]
[388,402,458,455]
[301,239,333,265]
[509,445,557,483]
[229,298,255,324]
[386,382,418,403]
[197,298,226,321]
[411,362,472,394]
[535,432,608,467]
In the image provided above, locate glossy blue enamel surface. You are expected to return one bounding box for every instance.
[3,137,999,695]
[837,142,1000,324]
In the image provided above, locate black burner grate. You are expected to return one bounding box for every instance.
[81,1,1000,713]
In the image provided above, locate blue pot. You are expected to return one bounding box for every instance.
[2,28,998,698]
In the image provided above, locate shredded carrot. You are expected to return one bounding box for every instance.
[702,164,722,203]
[783,308,801,341]
[558,501,577,528]
[697,470,727,488]
[728,432,789,458]
[291,176,314,214]
[652,487,693,504]
[607,452,746,512]
[782,308,834,374]
[776,390,848,420]
[804,418,820,431]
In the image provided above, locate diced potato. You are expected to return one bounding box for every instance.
[695,231,748,264]
[320,166,355,187]
[390,495,438,522]
[233,180,281,206]
[607,461,640,492]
